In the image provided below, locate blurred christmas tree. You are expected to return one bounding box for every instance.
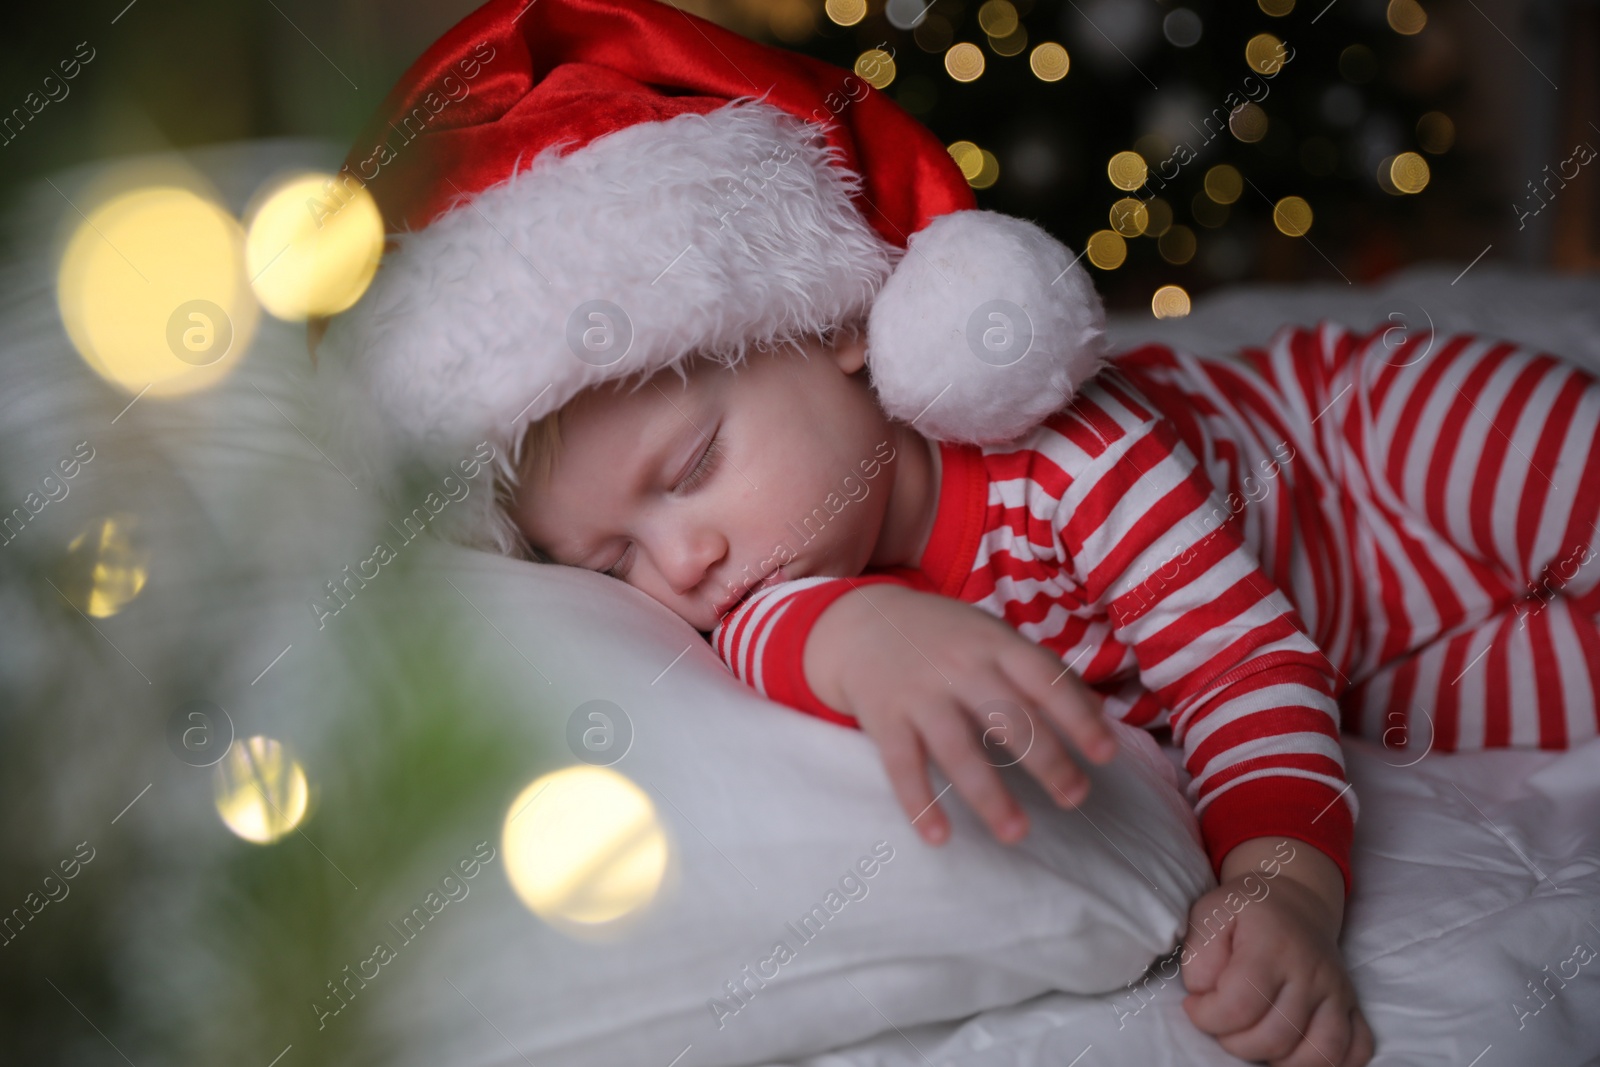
[682,0,1486,316]
[162,603,533,1067]
[0,528,537,1066]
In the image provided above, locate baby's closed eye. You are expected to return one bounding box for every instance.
[673,431,722,495]
[600,430,724,579]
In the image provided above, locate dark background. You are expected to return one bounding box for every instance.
[2,0,1596,306]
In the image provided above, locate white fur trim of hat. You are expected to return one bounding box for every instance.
[313,0,1107,557]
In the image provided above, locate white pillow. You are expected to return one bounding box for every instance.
[362,545,1215,1067]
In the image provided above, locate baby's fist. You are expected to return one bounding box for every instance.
[1181,870,1373,1066]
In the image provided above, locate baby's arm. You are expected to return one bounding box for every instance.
[1054,371,1369,1065]
[718,564,1370,1064]
[710,572,1119,844]
[1052,378,1357,887]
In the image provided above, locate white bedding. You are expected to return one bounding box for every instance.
[758,269,1600,1067]
[760,737,1600,1066]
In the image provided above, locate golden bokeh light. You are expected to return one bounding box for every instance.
[246,174,383,322]
[989,25,1028,56]
[1029,42,1070,81]
[1245,33,1288,75]
[1110,198,1149,237]
[1258,0,1294,14]
[1152,284,1192,319]
[1273,196,1314,236]
[825,0,866,26]
[970,148,1001,189]
[1417,111,1454,154]
[1086,229,1128,270]
[977,0,1018,37]
[1229,103,1268,143]
[215,736,310,845]
[57,186,258,397]
[945,42,986,81]
[855,49,897,89]
[1204,164,1243,204]
[1387,0,1426,34]
[1143,197,1173,237]
[502,766,669,925]
[948,140,984,181]
[1389,152,1431,194]
[1159,225,1197,265]
[61,513,148,618]
[1133,133,1168,161]
[1107,150,1148,191]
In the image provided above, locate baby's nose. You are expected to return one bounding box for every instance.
[658,525,729,596]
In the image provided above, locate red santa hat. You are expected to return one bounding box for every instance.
[314,0,1108,555]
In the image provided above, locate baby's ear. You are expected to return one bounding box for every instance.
[828,328,869,376]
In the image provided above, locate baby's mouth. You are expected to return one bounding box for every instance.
[716,564,789,619]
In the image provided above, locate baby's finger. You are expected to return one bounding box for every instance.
[1178,903,1234,995]
[1184,968,1280,1037]
[916,702,1029,844]
[868,715,948,846]
[968,681,1091,809]
[1214,975,1317,1063]
[1284,997,1353,1067]
[1007,646,1118,765]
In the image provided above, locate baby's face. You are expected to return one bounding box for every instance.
[511,333,913,633]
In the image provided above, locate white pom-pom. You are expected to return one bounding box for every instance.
[865,210,1109,444]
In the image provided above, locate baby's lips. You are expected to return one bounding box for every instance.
[714,563,791,617]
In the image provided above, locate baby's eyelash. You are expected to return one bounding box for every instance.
[603,432,722,581]
[675,432,722,493]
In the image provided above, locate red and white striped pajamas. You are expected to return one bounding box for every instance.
[710,321,1600,892]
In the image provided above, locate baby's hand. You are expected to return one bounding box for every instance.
[803,583,1118,846]
[1181,841,1374,1066]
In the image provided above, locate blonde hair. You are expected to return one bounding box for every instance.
[518,406,570,489]
[504,367,662,563]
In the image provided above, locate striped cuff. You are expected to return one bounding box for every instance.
[1199,775,1355,899]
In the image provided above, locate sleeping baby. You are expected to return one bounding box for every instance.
[501,312,1600,1067]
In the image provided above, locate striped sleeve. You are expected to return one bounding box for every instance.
[1057,372,1359,894]
[708,571,933,727]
